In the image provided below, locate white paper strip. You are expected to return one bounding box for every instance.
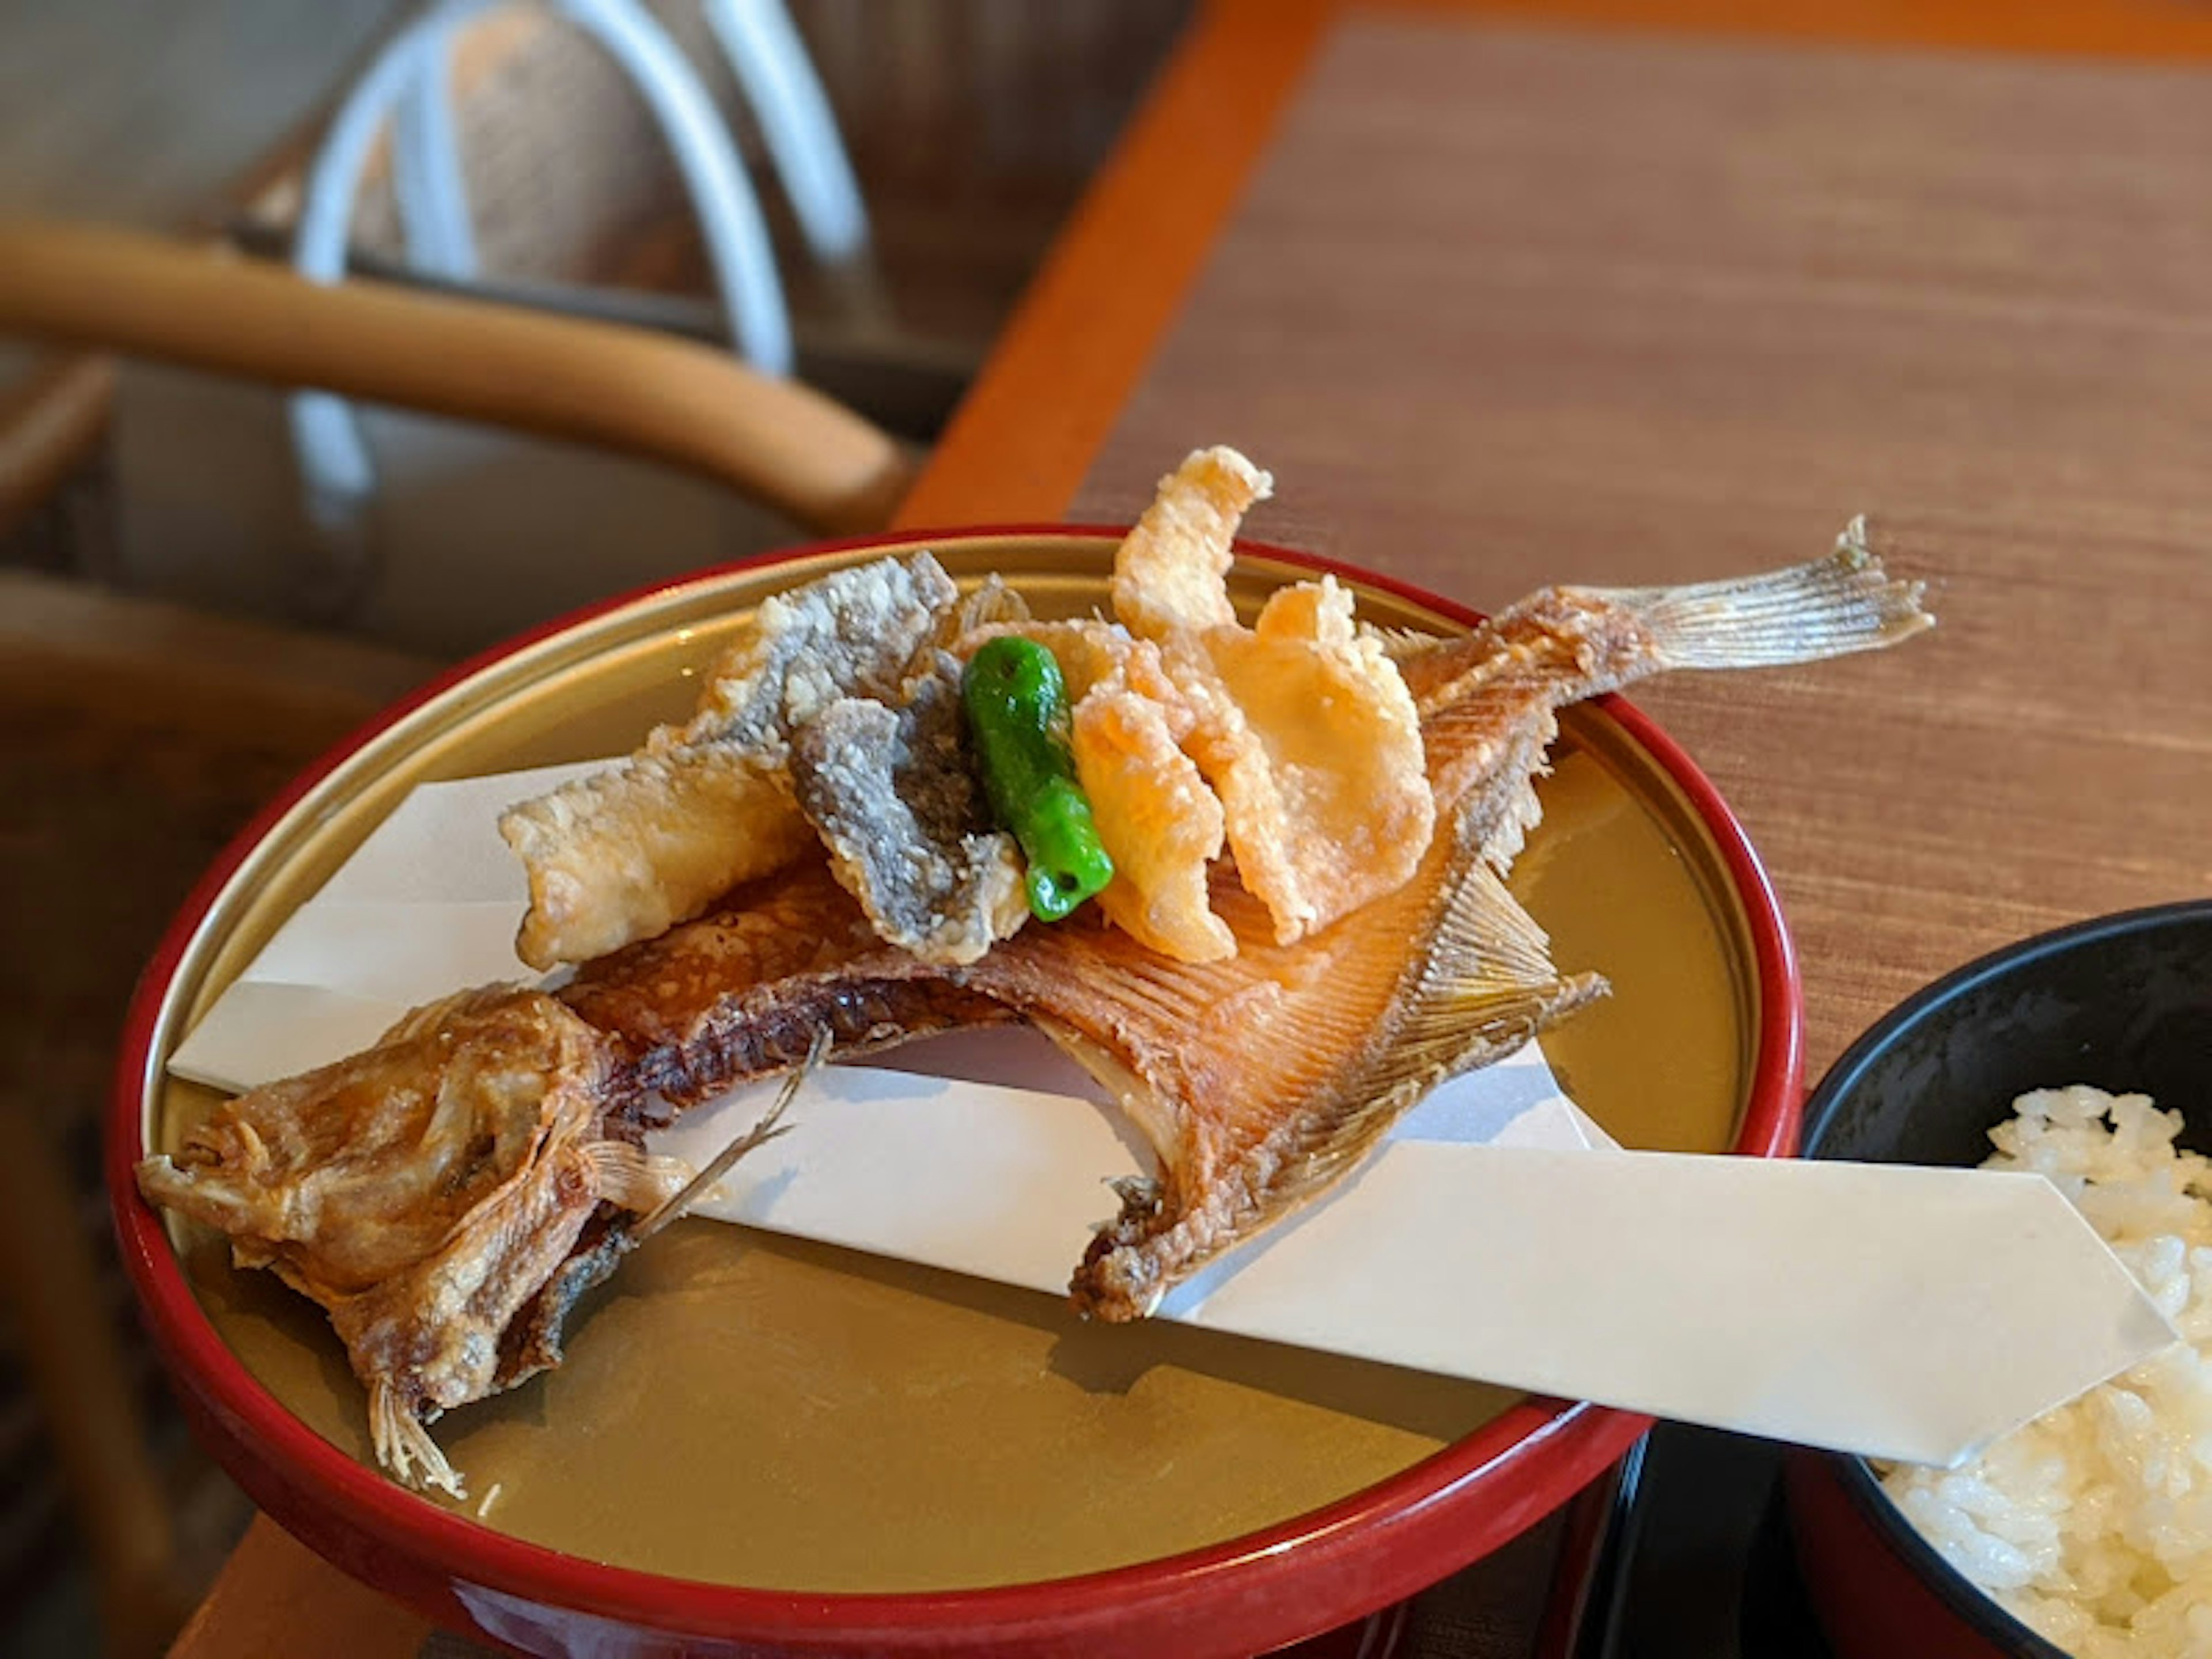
[312,762,587,905]
[1164,1145,2171,1466]
[161,765,2177,1467]
[651,1046,1613,1302]
[646,1057,2166,1465]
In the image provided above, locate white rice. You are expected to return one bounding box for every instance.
[1882,1086,2212,1657]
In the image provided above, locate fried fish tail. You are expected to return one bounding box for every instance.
[1573,517,1934,676]
[1404,521,1933,870]
[582,1140,694,1213]
[1404,518,1932,713]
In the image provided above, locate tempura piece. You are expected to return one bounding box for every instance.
[135,988,690,1496]
[502,749,812,972]
[1072,676,1233,962]
[502,555,1012,969]
[1111,444,1270,638]
[1102,446,1437,948]
[790,652,1027,965]
[1182,577,1433,944]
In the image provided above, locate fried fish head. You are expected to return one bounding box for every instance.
[136,987,687,1495]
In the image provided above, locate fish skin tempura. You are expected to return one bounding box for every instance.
[499,555,1023,971]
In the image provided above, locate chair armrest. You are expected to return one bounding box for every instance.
[0,219,914,535]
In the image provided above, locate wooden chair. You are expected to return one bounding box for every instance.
[0,562,442,1659]
[0,214,915,1658]
[0,219,912,537]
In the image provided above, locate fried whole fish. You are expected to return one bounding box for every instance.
[567,522,1930,1319]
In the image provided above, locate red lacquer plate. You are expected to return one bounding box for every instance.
[111,529,1802,1658]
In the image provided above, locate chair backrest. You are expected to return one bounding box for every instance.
[313,0,1195,350]
[284,0,820,596]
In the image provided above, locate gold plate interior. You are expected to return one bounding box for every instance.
[145,536,1757,1592]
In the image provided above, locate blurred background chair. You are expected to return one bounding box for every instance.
[3,217,918,649]
[6,0,1194,654]
[0,3,1191,1654]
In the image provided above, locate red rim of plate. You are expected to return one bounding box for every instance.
[108,527,1804,1652]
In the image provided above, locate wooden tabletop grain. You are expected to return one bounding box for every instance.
[172,1,2212,1653]
[1065,13,2212,1082]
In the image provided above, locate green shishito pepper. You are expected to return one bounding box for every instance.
[961,636,1115,922]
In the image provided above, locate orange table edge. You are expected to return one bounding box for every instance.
[892,0,2212,532]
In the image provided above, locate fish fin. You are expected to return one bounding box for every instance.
[492,1220,635,1395]
[582,1141,692,1214]
[1279,859,1605,1198]
[1423,710,1556,874]
[1407,854,1594,1029]
[630,1030,824,1244]
[1076,860,1606,1318]
[369,1379,465,1498]
[1362,621,1446,662]
[1577,517,1933,672]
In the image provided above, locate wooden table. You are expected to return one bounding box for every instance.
[170,1,2212,1652]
